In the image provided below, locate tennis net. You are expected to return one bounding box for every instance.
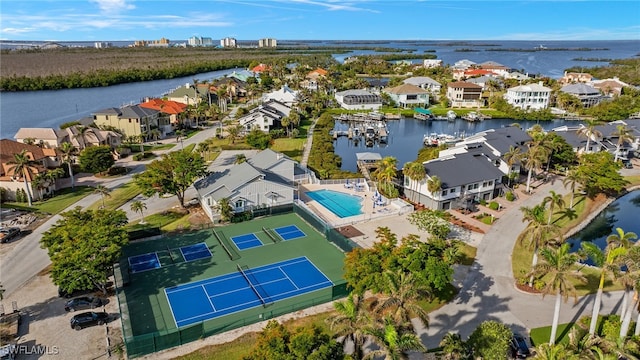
[213,230,239,260]
[236,264,270,307]
[262,227,279,243]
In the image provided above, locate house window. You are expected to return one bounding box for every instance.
[442,189,448,196]
[404,177,410,186]
[235,199,245,209]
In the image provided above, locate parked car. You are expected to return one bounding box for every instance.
[510,333,531,358]
[69,311,109,330]
[624,161,633,169]
[64,296,105,312]
[0,227,21,243]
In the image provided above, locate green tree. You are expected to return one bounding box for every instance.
[363,316,426,360]
[226,124,242,144]
[576,119,603,154]
[130,200,147,224]
[79,145,115,175]
[426,175,442,197]
[407,209,451,241]
[503,145,523,187]
[518,204,562,286]
[215,197,234,223]
[527,243,586,345]
[373,157,398,198]
[524,138,550,193]
[612,124,634,162]
[59,142,77,190]
[326,293,370,360]
[374,270,430,331]
[543,190,566,225]
[467,320,512,360]
[402,161,426,203]
[45,167,64,192]
[40,207,128,295]
[533,343,575,360]
[134,149,207,208]
[574,152,628,198]
[439,332,469,360]
[6,149,38,206]
[562,169,582,209]
[93,185,111,208]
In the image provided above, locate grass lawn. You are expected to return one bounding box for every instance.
[87,181,142,211]
[3,186,94,215]
[271,137,305,161]
[127,210,191,232]
[530,322,575,346]
[458,243,477,266]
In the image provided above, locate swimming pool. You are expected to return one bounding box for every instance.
[306,189,363,218]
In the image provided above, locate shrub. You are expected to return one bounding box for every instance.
[505,191,515,201]
[132,152,155,161]
[488,201,499,210]
[107,166,128,176]
[479,199,487,206]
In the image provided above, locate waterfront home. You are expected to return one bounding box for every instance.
[560,71,593,85]
[15,125,122,150]
[476,61,511,77]
[140,98,188,130]
[551,125,599,154]
[92,104,170,139]
[504,82,552,110]
[238,99,291,133]
[551,119,640,156]
[504,71,530,81]
[591,77,629,97]
[226,69,254,82]
[404,151,504,211]
[165,83,205,106]
[194,149,305,222]
[452,59,476,70]
[466,76,504,91]
[251,63,272,74]
[453,68,499,81]
[423,59,443,68]
[301,68,329,92]
[0,139,60,201]
[560,83,602,108]
[262,85,299,107]
[334,89,383,110]
[403,77,442,99]
[381,84,429,108]
[446,81,483,108]
[211,76,248,102]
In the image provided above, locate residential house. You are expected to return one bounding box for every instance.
[550,126,591,154]
[591,77,629,97]
[466,76,504,91]
[452,59,476,70]
[504,71,530,81]
[504,82,552,110]
[381,83,429,108]
[262,85,299,107]
[301,68,329,91]
[166,83,205,106]
[227,70,255,83]
[334,89,383,110]
[446,81,483,108]
[453,69,499,81]
[212,76,248,103]
[14,126,122,150]
[423,59,443,68]
[238,100,291,133]
[251,63,272,74]
[403,77,442,98]
[194,149,307,222]
[0,139,60,201]
[560,83,602,108]
[560,71,593,85]
[551,119,640,156]
[476,61,511,77]
[92,104,167,139]
[140,98,188,130]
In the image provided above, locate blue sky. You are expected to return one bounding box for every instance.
[1,0,639,41]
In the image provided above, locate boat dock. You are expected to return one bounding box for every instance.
[356,152,382,181]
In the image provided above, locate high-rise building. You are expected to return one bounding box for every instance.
[258,38,277,48]
[188,36,214,47]
[220,37,237,48]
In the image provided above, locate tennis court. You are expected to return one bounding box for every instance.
[164,256,332,328]
[180,243,212,262]
[230,233,264,250]
[273,224,306,241]
[129,253,161,273]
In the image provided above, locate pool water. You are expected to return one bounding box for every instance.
[306,189,363,218]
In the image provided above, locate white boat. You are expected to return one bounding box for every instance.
[364,126,376,140]
[447,110,457,121]
[423,133,462,146]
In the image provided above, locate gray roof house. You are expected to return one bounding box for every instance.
[238,100,291,133]
[551,119,640,158]
[335,89,383,110]
[403,77,442,96]
[560,83,602,108]
[194,149,308,222]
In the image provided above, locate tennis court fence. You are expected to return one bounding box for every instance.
[114,265,349,358]
[293,201,361,252]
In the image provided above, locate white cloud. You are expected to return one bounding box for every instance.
[90,0,136,13]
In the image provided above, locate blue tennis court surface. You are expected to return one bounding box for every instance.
[231,233,264,250]
[273,225,306,241]
[129,253,160,273]
[165,257,333,327]
[180,243,212,262]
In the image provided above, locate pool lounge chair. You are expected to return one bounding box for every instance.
[344,181,354,189]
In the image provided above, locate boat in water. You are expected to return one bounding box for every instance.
[423,133,462,147]
[447,110,457,121]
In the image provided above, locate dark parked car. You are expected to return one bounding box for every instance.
[69,312,109,330]
[0,227,21,243]
[624,161,633,169]
[510,333,531,358]
[64,296,105,312]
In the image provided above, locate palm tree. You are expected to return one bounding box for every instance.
[373,157,398,197]
[426,175,442,196]
[402,162,426,203]
[439,332,469,360]
[566,327,604,359]
[543,190,566,225]
[562,169,582,209]
[31,173,48,201]
[326,293,370,360]
[373,270,430,331]
[527,243,586,345]
[130,200,147,224]
[226,124,242,144]
[7,149,38,206]
[518,204,562,286]
[580,241,627,335]
[576,119,603,154]
[149,129,162,142]
[59,142,77,190]
[197,141,211,160]
[504,145,523,187]
[524,139,550,193]
[280,116,291,137]
[612,124,634,162]
[363,316,426,360]
[215,197,233,222]
[533,343,575,360]
[75,125,96,150]
[234,153,247,164]
[45,168,64,192]
[93,185,111,208]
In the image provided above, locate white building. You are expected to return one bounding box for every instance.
[262,85,299,107]
[504,82,551,110]
[403,77,442,97]
[423,59,443,68]
[258,38,277,48]
[188,36,214,47]
[220,37,237,48]
[334,90,383,110]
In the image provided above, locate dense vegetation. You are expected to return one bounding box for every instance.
[566,58,640,86]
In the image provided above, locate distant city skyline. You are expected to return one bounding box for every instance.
[1,1,639,42]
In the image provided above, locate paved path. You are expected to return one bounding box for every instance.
[300,118,318,167]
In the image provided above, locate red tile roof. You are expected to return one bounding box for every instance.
[252,63,271,73]
[464,69,498,77]
[140,99,188,115]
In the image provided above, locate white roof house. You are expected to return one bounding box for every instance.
[238,100,291,133]
[403,77,442,95]
[381,84,429,108]
[504,82,552,110]
[334,89,383,110]
[262,85,299,107]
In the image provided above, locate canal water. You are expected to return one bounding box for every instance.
[566,190,640,262]
[333,117,574,172]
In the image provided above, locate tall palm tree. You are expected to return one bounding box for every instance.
[130,200,147,224]
[234,153,246,164]
[402,162,426,203]
[426,175,442,197]
[439,332,468,360]
[518,204,562,286]
[576,119,603,154]
[503,145,523,187]
[533,343,576,360]
[543,190,566,225]
[93,184,111,208]
[59,142,77,190]
[566,326,604,360]
[612,124,634,162]
[524,139,550,193]
[562,169,582,209]
[363,316,426,360]
[527,243,586,345]
[374,270,430,331]
[607,228,639,333]
[373,157,398,197]
[7,149,38,206]
[75,125,96,150]
[326,293,370,360]
[580,241,627,335]
[617,247,640,339]
[45,168,64,192]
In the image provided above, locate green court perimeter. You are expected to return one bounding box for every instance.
[116,212,347,357]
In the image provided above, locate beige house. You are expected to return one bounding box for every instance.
[446,81,483,108]
[0,139,60,201]
[382,83,429,108]
[14,126,121,150]
[591,77,629,97]
[560,71,593,85]
[92,105,166,139]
